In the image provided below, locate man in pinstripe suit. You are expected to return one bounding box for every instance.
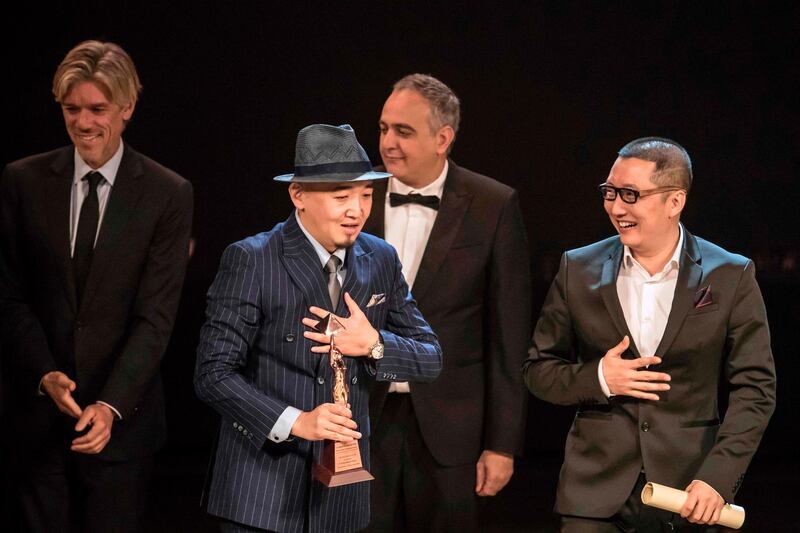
[195,124,442,532]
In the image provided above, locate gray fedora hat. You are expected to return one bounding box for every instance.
[274,123,391,183]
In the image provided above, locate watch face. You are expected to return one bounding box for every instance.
[371,343,384,359]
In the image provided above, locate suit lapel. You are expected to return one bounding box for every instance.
[280,213,334,314]
[79,145,143,313]
[45,148,78,312]
[598,242,640,357]
[409,162,472,303]
[338,239,371,316]
[655,228,703,357]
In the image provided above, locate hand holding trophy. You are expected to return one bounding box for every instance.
[311,313,374,487]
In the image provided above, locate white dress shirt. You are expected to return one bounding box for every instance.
[384,161,448,393]
[598,226,684,396]
[267,211,348,443]
[70,143,124,256]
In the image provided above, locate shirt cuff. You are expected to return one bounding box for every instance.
[597,358,613,398]
[268,406,302,443]
[97,401,123,420]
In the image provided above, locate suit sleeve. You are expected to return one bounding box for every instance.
[98,179,193,418]
[0,165,59,391]
[523,253,609,406]
[194,243,292,450]
[693,261,776,501]
[483,190,531,455]
[373,250,442,383]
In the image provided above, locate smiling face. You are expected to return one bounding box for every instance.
[379,89,453,189]
[61,80,134,169]
[603,157,685,259]
[290,181,374,252]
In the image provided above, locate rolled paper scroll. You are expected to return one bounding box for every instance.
[641,482,745,529]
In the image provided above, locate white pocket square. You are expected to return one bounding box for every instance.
[366,293,386,307]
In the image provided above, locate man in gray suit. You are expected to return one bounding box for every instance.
[195,124,442,532]
[524,137,776,531]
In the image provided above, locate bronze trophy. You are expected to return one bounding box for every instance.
[312,313,374,487]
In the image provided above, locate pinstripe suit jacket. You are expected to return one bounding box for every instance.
[195,213,442,532]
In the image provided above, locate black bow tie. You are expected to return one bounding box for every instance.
[389,192,440,210]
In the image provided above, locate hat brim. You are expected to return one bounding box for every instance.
[273,170,391,183]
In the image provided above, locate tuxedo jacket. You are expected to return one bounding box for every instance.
[194,213,442,533]
[365,161,531,466]
[523,228,776,518]
[0,144,193,461]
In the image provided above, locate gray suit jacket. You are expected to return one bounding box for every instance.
[195,213,442,532]
[523,227,776,517]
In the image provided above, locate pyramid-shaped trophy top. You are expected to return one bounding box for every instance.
[315,313,346,336]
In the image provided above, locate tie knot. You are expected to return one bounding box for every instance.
[83,171,104,191]
[324,254,342,274]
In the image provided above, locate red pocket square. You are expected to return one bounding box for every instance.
[694,285,713,308]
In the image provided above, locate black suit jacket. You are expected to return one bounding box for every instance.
[0,144,193,461]
[523,229,776,517]
[366,161,531,465]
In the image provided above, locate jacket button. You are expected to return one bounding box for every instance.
[641,421,650,432]
[351,376,358,385]
[317,377,325,385]
[285,333,295,342]
[75,321,84,331]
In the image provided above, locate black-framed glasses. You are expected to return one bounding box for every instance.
[598,183,684,204]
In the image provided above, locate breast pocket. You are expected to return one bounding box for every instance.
[687,303,720,316]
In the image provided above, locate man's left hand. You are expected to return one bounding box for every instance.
[71,403,114,454]
[303,292,379,357]
[475,450,514,497]
[681,480,724,525]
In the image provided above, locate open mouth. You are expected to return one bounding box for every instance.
[618,221,637,229]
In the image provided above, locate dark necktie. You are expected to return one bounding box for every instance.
[389,192,440,210]
[74,171,104,304]
[324,255,342,309]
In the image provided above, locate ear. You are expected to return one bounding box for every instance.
[668,189,686,218]
[121,99,136,122]
[435,125,455,156]
[288,183,304,210]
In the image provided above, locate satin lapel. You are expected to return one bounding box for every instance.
[338,239,371,317]
[79,147,143,313]
[365,179,386,237]
[654,229,703,357]
[598,241,640,357]
[45,149,77,312]
[410,164,472,303]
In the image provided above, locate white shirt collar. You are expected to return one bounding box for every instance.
[622,224,684,276]
[388,159,448,197]
[294,210,347,269]
[72,142,124,186]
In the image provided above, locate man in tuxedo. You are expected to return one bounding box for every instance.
[194,123,442,532]
[0,41,193,532]
[365,74,531,532]
[524,137,776,531]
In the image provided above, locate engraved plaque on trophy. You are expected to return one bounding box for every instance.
[312,313,374,487]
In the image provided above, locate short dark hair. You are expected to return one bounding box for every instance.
[618,137,692,191]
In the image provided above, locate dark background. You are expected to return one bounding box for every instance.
[2,2,797,531]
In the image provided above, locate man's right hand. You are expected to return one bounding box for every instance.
[40,371,82,418]
[290,403,362,442]
[601,336,671,400]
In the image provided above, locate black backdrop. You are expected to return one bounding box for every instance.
[2,2,797,531]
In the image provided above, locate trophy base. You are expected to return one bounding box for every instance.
[312,463,374,487]
[312,440,374,487]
